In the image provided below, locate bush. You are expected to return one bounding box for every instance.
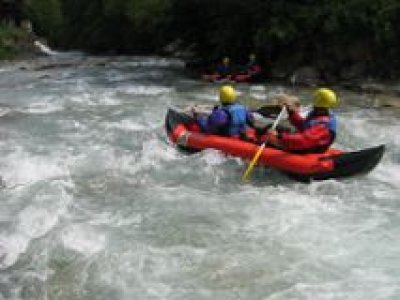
[18,0,400,78]
[0,25,31,60]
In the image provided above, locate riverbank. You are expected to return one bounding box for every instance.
[0,25,39,60]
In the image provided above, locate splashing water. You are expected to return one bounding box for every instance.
[0,56,399,300]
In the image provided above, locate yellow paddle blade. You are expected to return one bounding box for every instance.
[241,145,265,181]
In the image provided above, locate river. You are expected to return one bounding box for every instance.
[0,55,399,300]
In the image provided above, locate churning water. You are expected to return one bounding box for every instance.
[0,56,399,300]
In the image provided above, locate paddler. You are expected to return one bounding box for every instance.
[245,53,262,76]
[266,88,338,153]
[193,85,255,139]
[215,57,233,80]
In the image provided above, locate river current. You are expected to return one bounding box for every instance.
[0,56,399,300]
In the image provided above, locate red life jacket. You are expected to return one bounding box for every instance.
[280,112,337,153]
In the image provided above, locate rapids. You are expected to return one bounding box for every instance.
[0,56,399,299]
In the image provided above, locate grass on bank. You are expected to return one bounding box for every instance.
[0,25,31,60]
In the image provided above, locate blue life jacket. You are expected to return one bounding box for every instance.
[304,112,337,142]
[221,103,248,136]
[216,64,231,77]
[197,115,210,133]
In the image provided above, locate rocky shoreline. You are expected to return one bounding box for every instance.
[281,65,400,100]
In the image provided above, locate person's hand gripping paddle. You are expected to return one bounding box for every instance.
[241,106,287,181]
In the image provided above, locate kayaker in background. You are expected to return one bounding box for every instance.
[215,57,233,80]
[266,88,338,153]
[202,56,233,82]
[193,85,254,139]
[245,53,262,76]
[233,53,263,82]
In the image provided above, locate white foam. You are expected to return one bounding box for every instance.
[105,119,147,132]
[141,138,180,164]
[110,57,184,68]
[191,92,217,102]
[17,205,62,239]
[96,92,122,106]
[34,41,59,56]
[341,110,397,147]
[7,157,64,185]
[0,107,12,117]
[249,85,266,92]
[61,224,105,255]
[371,163,400,187]
[2,147,68,186]
[0,181,71,270]
[118,85,173,96]
[200,149,228,166]
[67,93,93,105]
[23,101,64,114]
[0,233,28,269]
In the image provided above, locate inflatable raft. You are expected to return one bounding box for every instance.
[165,108,385,182]
[201,68,265,83]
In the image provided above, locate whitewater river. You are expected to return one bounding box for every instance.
[0,56,399,300]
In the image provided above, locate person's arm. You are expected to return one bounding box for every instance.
[287,108,306,131]
[279,125,332,151]
[207,109,230,132]
[196,115,210,133]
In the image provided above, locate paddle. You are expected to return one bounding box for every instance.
[241,106,287,181]
[254,105,282,118]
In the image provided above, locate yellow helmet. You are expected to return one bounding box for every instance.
[249,53,256,61]
[222,57,230,65]
[313,88,338,108]
[219,85,237,104]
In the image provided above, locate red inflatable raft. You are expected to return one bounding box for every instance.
[165,108,385,182]
[201,66,264,83]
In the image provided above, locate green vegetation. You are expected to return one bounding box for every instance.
[0,25,31,59]
[8,0,400,79]
[23,0,63,43]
